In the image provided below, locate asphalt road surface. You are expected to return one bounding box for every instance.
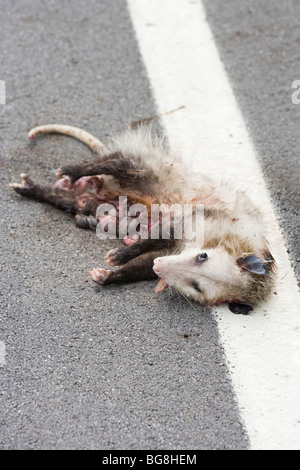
[0,0,299,450]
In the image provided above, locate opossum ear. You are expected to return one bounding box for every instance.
[236,254,269,275]
[228,302,253,315]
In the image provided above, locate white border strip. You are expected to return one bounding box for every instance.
[0,341,6,367]
[128,0,300,450]
[0,80,6,105]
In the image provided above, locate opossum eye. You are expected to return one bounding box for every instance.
[190,281,202,293]
[195,253,208,263]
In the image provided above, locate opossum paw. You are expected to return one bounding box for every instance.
[54,176,71,191]
[104,248,125,266]
[56,164,81,184]
[88,268,112,286]
[104,245,139,266]
[10,173,35,195]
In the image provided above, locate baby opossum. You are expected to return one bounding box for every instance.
[10,124,276,314]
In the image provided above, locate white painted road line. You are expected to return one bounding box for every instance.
[0,341,6,366]
[128,0,300,450]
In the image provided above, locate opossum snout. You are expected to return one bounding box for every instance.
[153,257,162,275]
[153,255,182,277]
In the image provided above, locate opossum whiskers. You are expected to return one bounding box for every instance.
[179,236,196,254]
[173,284,197,311]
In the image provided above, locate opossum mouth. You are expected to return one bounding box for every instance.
[155,278,169,293]
[153,259,169,292]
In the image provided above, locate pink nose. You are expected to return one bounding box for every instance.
[153,258,162,273]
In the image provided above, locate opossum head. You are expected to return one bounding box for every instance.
[153,246,275,312]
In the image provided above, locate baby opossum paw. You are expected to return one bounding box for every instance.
[75,214,97,230]
[88,268,112,286]
[54,176,71,191]
[122,234,140,246]
[10,173,35,195]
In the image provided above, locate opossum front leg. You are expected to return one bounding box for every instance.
[89,251,160,286]
[57,153,150,187]
[105,238,177,267]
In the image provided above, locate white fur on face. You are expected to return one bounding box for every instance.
[153,246,250,305]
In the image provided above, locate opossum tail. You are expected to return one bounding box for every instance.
[28,124,108,154]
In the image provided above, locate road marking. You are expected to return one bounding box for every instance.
[0,80,6,105]
[0,341,6,366]
[128,0,300,450]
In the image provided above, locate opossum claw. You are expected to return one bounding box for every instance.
[105,249,120,266]
[105,247,135,266]
[55,164,81,185]
[122,234,140,246]
[88,268,112,286]
[55,169,64,179]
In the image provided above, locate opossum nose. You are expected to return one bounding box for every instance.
[153,258,162,266]
[153,258,162,274]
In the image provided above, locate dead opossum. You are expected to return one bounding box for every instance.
[10,124,276,314]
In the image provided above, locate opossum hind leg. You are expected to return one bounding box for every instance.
[10,173,77,213]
